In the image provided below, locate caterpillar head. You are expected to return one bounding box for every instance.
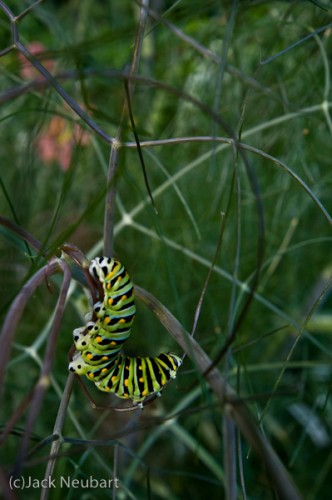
[157,352,182,379]
[167,353,182,377]
[168,353,182,368]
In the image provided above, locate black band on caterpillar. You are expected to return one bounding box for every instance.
[69,257,181,405]
[73,257,135,352]
[68,352,182,402]
[95,353,182,402]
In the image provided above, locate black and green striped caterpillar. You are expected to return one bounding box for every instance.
[70,351,181,401]
[69,257,181,405]
[73,257,135,354]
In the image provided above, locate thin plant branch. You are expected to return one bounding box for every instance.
[122,136,331,226]
[13,260,72,477]
[135,284,301,500]
[41,373,75,500]
[103,0,150,256]
[124,80,157,214]
[190,212,226,340]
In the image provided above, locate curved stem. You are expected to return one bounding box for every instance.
[135,284,301,500]
[14,260,72,477]
[0,260,61,403]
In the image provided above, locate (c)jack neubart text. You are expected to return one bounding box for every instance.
[9,475,120,490]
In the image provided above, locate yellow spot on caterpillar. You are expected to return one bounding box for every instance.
[124,379,129,387]
[88,373,94,379]
[119,319,126,324]
[121,295,127,301]
[104,317,111,324]
[102,356,108,361]
[142,390,147,396]
[96,336,102,343]
[111,376,117,382]
[111,341,116,345]
[101,368,108,373]
[138,365,143,371]
[139,377,144,383]
[108,298,113,305]
[87,353,93,360]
